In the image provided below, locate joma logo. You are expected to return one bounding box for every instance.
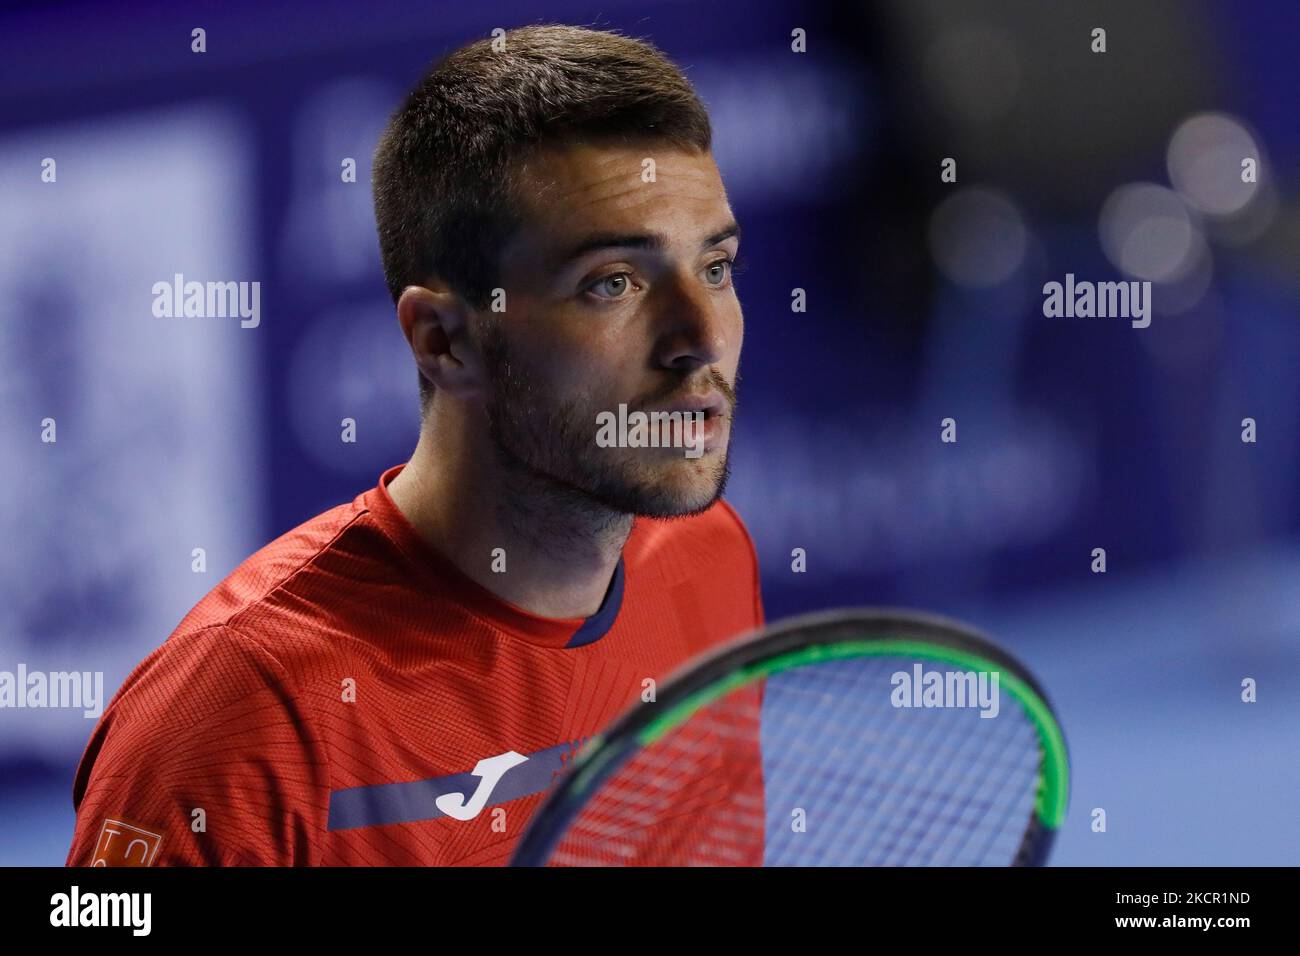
[434,751,529,820]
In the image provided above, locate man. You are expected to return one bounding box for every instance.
[67,23,763,866]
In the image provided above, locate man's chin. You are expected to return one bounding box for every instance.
[628,487,725,519]
[583,454,731,519]
[494,437,731,519]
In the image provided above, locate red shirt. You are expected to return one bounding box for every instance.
[67,464,764,866]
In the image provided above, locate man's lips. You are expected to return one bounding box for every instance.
[652,392,728,419]
[639,392,730,454]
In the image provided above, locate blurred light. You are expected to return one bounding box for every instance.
[727,409,1085,575]
[1153,260,1214,316]
[697,59,872,203]
[922,27,1021,125]
[279,77,397,283]
[1166,112,1260,219]
[928,188,1028,288]
[287,303,418,475]
[1212,183,1279,246]
[1098,183,1204,283]
[0,105,261,756]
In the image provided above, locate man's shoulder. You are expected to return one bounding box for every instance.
[119,492,397,716]
[68,618,328,856]
[70,621,303,806]
[175,492,385,637]
[100,622,291,729]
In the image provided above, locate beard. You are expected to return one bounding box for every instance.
[475,318,734,518]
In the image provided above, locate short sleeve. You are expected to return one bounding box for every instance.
[66,624,330,867]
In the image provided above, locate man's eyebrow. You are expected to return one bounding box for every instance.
[550,221,742,270]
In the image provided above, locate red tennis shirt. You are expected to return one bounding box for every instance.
[66,463,764,866]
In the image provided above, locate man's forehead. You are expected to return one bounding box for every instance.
[521,140,719,185]
[512,141,726,229]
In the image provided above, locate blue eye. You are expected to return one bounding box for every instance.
[706,254,747,287]
[586,272,635,300]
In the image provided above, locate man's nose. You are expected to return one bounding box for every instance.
[652,273,729,371]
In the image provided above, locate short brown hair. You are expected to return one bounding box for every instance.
[371,24,714,411]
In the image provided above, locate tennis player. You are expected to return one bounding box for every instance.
[67,23,763,866]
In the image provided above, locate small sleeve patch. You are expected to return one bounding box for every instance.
[90,818,163,867]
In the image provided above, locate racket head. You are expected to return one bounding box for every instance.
[512,607,1070,867]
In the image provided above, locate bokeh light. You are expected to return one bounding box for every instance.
[928,188,1028,288]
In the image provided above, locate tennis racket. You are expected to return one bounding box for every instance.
[512,608,1069,866]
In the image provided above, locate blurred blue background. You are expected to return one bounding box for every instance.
[1,0,1297,865]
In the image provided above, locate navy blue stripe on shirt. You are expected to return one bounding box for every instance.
[566,556,625,648]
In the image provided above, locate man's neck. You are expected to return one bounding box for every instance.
[387,412,633,620]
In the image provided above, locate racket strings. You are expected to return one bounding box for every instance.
[762,657,1038,865]
[553,687,766,866]
[548,655,1042,866]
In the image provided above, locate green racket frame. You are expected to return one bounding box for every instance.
[512,608,1070,867]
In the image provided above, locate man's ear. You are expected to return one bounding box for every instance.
[396,285,489,399]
